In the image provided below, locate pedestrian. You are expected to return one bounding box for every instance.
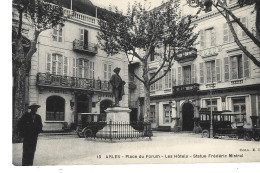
[109,67,125,106]
[17,103,43,166]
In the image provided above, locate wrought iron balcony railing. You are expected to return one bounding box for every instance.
[172,83,199,97]
[36,73,112,92]
[73,39,98,55]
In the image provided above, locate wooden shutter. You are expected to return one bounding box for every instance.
[52,26,57,41]
[216,59,221,82]
[159,71,163,90]
[72,58,76,77]
[178,67,182,85]
[89,61,94,79]
[63,56,68,76]
[57,54,63,75]
[243,54,250,78]
[200,30,205,49]
[191,64,196,84]
[172,69,176,86]
[58,25,62,42]
[199,63,204,84]
[223,23,229,42]
[79,28,84,46]
[46,53,52,73]
[224,57,230,81]
[211,28,216,47]
[241,17,247,37]
[84,60,89,78]
[76,59,79,77]
[104,63,107,80]
[229,23,237,42]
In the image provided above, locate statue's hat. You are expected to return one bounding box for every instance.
[28,103,41,109]
[113,67,121,72]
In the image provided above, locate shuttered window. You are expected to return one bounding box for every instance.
[206,60,216,83]
[223,23,229,42]
[46,53,68,75]
[72,58,94,78]
[104,63,112,80]
[243,54,250,78]
[200,30,205,49]
[191,64,196,84]
[52,25,62,42]
[224,57,230,81]
[216,59,221,82]
[241,17,247,37]
[199,63,204,84]
[172,69,176,86]
[178,67,182,86]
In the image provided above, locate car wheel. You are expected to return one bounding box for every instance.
[84,129,93,138]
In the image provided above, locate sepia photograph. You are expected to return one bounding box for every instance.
[9,0,260,169]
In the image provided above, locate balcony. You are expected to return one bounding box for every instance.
[36,73,112,92]
[73,39,98,55]
[175,49,197,63]
[172,83,199,97]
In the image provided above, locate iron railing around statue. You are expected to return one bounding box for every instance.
[82,121,152,141]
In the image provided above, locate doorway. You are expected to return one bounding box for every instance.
[182,102,194,131]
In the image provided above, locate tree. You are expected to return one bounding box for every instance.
[97,0,198,122]
[186,0,260,67]
[12,0,65,141]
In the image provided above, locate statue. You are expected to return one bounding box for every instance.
[109,67,125,107]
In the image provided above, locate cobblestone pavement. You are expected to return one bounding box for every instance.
[12,132,260,166]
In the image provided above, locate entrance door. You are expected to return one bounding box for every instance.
[182,102,194,131]
[100,100,113,121]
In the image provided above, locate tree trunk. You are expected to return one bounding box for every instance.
[144,85,151,123]
[13,38,27,142]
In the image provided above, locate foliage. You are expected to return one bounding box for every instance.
[97,0,198,121]
[98,0,198,86]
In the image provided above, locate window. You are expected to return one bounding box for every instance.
[206,61,216,83]
[233,97,246,122]
[150,105,156,123]
[46,96,65,121]
[206,99,218,111]
[223,22,238,43]
[104,63,112,80]
[80,28,89,48]
[199,63,204,84]
[183,65,191,85]
[224,54,250,81]
[150,73,156,91]
[72,58,95,79]
[164,70,172,89]
[200,28,216,48]
[240,17,247,37]
[52,25,63,42]
[163,104,171,123]
[46,53,68,75]
[230,55,243,80]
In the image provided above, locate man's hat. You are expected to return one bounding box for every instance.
[28,103,41,109]
[113,67,121,72]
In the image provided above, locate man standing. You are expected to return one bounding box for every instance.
[109,67,125,106]
[17,103,43,166]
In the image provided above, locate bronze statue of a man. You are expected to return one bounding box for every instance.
[109,67,125,106]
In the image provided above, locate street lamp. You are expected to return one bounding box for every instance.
[208,83,216,138]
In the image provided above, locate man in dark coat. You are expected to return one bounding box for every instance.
[109,67,125,106]
[17,103,43,166]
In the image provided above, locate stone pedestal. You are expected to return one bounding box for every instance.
[96,107,140,139]
[105,107,131,122]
